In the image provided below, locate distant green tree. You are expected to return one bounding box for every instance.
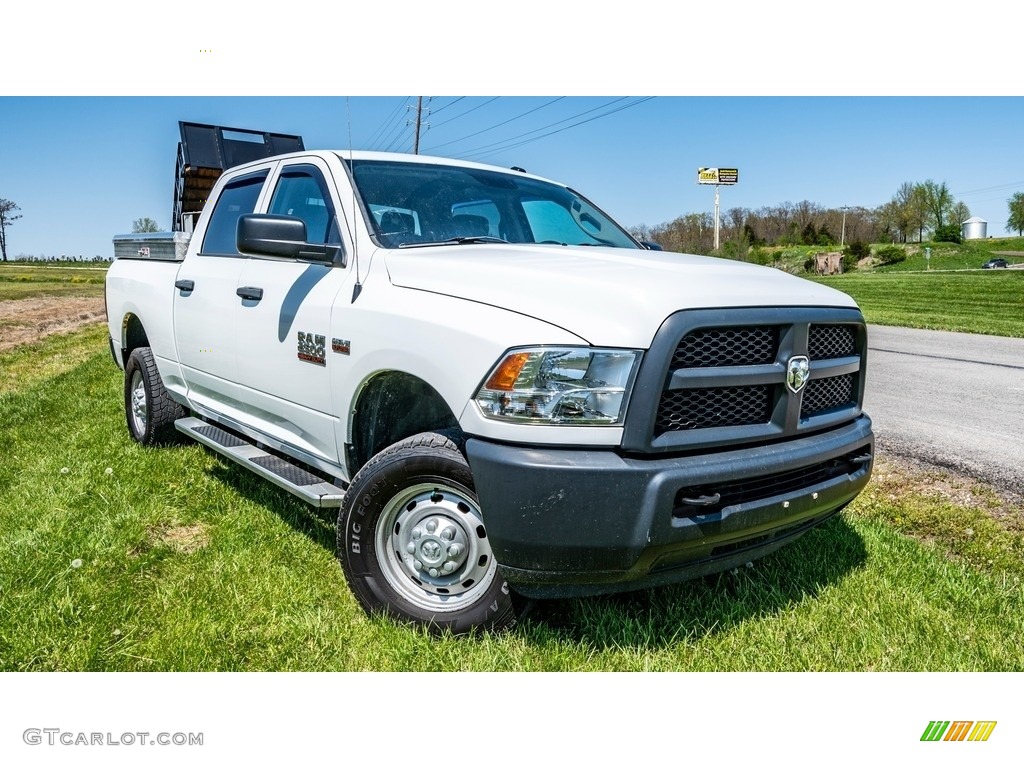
[1008,192,1024,236]
[742,223,763,247]
[780,222,802,246]
[0,198,23,262]
[720,237,750,262]
[132,217,161,233]
[951,202,971,230]
[934,224,961,243]
[919,180,954,232]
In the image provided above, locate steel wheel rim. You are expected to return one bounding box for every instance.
[376,482,497,613]
[129,369,148,436]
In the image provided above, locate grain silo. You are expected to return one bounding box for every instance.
[962,217,987,240]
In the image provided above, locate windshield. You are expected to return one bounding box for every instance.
[344,158,641,250]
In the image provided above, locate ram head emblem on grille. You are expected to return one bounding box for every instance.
[786,355,810,394]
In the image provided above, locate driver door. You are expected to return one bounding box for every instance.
[230,157,354,466]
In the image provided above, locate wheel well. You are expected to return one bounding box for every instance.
[349,372,460,474]
[122,314,149,358]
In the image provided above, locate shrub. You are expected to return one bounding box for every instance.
[720,239,749,262]
[934,224,962,244]
[844,240,871,260]
[874,245,907,266]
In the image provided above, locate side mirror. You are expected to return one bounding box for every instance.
[640,241,663,251]
[237,214,342,264]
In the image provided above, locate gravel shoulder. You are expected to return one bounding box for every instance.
[865,325,1024,502]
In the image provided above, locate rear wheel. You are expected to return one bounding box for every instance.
[338,431,516,634]
[123,346,186,445]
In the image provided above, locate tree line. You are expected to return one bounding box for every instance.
[3,186,1023,264]
[634,181,1024,256]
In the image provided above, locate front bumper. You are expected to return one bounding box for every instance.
[465,415,873,598]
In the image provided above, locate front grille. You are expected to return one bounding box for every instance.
[656,386,771,434]
[801,374,854,417]
[627,308,867,454]
[671,326,779,368]
[809,324,855,359]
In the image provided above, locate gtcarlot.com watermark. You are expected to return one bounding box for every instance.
[23,728,203,747]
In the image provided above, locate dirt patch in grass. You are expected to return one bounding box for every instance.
[0,296,107,352]
[140,523,210,555]
[857,452,1024,575]
[872,454,1022,522]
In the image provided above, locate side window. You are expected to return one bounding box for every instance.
[201,171,268,256]
[268,165,341,246]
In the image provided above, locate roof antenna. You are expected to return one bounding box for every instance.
[347,97,362,303]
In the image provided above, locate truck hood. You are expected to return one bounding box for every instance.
[385,244,859,348]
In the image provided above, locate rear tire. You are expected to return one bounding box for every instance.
[338,431,516,634]
[124,346,187,445]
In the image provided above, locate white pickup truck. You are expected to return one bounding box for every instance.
[105,149,874,633]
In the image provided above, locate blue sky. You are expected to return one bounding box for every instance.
[2,96,1022,258]
[3,4,1021,258]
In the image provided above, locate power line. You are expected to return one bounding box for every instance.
[366,97,409,151]
[458,97,656,161]
[457,97,631,155]
[953,180,1024,198]
[430,97,465,115]
[429,97,501,128]
[383,123,414,153]
[375,107,414,153]
[424,97,566,151]
[447,97,633,158]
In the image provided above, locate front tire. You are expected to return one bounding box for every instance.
[123,346,186,445]
[338,431,516,634]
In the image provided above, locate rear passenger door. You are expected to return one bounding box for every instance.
[231,157,354,466]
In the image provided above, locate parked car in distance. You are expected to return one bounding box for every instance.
[982,258,1009,269]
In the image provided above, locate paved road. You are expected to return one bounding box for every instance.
[864,326,1024,498]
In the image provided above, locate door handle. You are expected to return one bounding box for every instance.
[236,286,264,302]
[174,279,195,291]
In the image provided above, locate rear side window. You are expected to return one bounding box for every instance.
[201,171,268,256]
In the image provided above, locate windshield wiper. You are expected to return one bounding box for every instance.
[399,236,509,249]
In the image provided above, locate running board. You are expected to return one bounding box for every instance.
[175,417,346,508]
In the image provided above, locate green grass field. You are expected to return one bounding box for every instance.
[870,238,1024,272]
[813,270,1024,337]
[0,263,107,301]
[1,329,1021,671]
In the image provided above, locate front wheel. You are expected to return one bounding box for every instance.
[338,432,516,634]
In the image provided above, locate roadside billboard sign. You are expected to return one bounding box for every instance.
[697,168,738,185]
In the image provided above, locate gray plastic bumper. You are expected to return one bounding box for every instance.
[465,415,873,598]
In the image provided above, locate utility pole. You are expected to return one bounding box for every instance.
[413,97,423,154]
[713,185,721,251]
[840,205,849,247]
[409,97,431,155]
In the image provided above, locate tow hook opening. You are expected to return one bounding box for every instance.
[672,448,872,519]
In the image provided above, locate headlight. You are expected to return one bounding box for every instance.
[474,347,641,425]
